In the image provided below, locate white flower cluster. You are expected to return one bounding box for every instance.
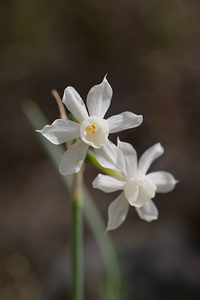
[38,76,177,230]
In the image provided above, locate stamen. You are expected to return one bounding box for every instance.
[86,124,96,133]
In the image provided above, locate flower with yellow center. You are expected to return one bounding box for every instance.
[93,140,177,230]
[37,76,143,175]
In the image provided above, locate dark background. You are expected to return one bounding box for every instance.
[0,0,200,299]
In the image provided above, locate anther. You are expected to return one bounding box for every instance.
[86,124,96,133]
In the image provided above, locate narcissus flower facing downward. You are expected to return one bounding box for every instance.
[92,140,177,230]
[37,77,143,175]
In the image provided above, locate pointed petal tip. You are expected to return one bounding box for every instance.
[59,153,84,175]
[138,208,159,222]
[152,142,165,157]
[59,165,65,176]
[59,164,68,176]
[62,86,71,100]
[117,136,122,147]
[146,215,158,222]
[138,115,143,124]
[129,202,143,208]
[171,179,179,188]
[62,86,78,104]
[63,85,73,92]
[59,164,79,176]
[35,129,41,133]
[92,177,98,189]
[157,142,164,152]
[103,74,108,81]
[92,174,103,189]
[106,225,115,232]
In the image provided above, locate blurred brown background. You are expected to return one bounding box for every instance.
[0,0,200,299]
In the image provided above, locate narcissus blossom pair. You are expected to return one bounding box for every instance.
[37,76,177,230]
[38,77,142,175]
[93,140,177,230]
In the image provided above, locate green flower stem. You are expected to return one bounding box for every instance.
[71,167,84,300]
[86,149,124,180]
[83,190,121,300]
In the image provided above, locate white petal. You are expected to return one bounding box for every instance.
[135,200,158,222]
[138,143,164,175]
[92,174,126,193]
[94,140,126,173]
[117,138,137,177]
[107,192,129,231]
[62,86,88,122]
[59,139,88,175]
[107,112,143,134]
[37,119,80,145]
[147,171,177,193]
[86,77,112,118]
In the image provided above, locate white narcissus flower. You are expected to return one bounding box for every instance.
[37,77,143,175]
[93,140,177,230]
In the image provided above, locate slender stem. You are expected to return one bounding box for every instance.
[51,89,68,120]
[83,189,122,300]
[71,167,84,300]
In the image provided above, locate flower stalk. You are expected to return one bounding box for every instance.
[71,166,84,300]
